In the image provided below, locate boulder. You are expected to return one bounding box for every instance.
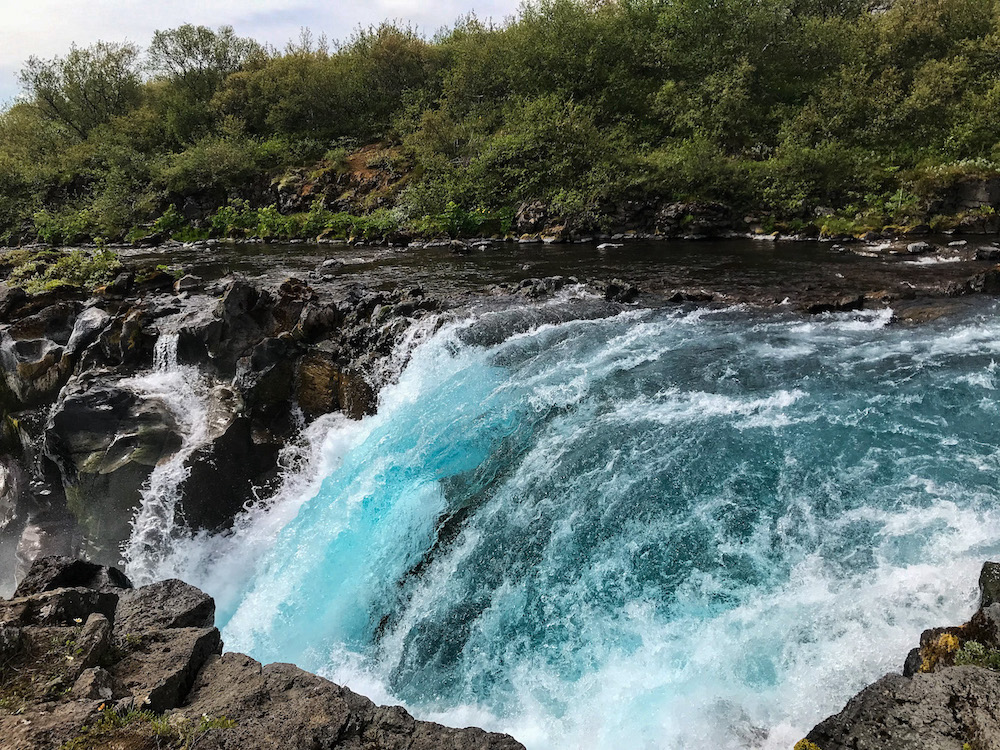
[805,668,1000,750]
[513,201,549,235]
[981,562,1000,609]
[655,202,735,237]
[71,666,126,700]
[0,559,523,749]
[173,274,202,294]
[114,579,215,636]
[179,652,524,750]
[13,555,131,597]
[807,562,1000,749]
[178,415,280,532]
[602,279,640,304]
[0,284,27,320]
[110,626,222,712]
[0,587,119,626]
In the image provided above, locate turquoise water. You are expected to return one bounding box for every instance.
[168,300,1000,748]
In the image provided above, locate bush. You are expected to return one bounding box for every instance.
[8,248,122,293]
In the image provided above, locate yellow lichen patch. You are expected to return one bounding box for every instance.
[920,632,961,673]
[794,740,823,750]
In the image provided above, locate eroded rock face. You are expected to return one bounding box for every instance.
[1,273,437,581]
[804,561,1000,750]
[0,556,524,750]
[44,378,184,564]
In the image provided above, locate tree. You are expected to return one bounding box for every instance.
[148,24,264,100]
[18,41,142,139]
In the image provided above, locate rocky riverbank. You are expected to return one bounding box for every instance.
[3,239,1000,592]
[0,555,523,749]
[801,562,1000,750]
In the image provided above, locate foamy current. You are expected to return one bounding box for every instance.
[130,300,1000,749]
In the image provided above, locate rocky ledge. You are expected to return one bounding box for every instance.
[0,555,523,750]
[801,562,1000,750]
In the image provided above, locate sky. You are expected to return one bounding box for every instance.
[0,0,523,105]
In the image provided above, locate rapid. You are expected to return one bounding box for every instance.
[124,297,1000,749]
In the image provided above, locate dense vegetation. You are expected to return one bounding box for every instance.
[2,0,1000,245]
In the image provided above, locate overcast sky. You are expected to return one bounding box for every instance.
[0,0,523,105]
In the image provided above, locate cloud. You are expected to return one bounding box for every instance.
[0,0,521,104]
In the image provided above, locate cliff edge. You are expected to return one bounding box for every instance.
[0,556,524,750]
[802,562,1000,750]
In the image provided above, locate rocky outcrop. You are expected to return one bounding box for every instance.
[0,556,524,750]
[0,268,445,584]
[44,377,183,564]
[803,562,1000,750]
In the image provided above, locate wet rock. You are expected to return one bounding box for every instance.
[976,246,1000,261]
[982,562,1000,609]
[13,555,131,597]
[178,279,277,376]
[804,294,865,315]
[63,307,110,359]
[808,561,1000,749]
[114,579,215,637]
[179,414,280,532]
[953,266,1000,296]
[44,378,183,565]
[602,279,640,303]
[173,274,202,294]
[133,269,176,293]
[102,271,134,297]
[295,345,376,420]
[906,241,934,254]
[0,300,84,409]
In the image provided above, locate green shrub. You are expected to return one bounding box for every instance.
[9,248,122,293]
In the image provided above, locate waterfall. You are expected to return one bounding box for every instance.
[122,332,211,585]
[127,300,1000,749]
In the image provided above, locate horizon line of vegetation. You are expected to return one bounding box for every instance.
[2,0,1000,250]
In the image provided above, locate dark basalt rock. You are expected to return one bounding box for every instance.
[114,578,215,636]
[0,556,524,749]
[13,555,131,597]
[804,294,865,315]
[806,668,1000,750]
[602,279,640,304]
[804,561,1000,750]
[0,284,27,320]
[44,378,184,565]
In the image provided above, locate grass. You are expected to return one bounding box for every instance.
[60,707,237,750]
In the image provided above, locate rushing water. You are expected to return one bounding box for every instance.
[121,332,212,584]
[133,299,1000,749]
